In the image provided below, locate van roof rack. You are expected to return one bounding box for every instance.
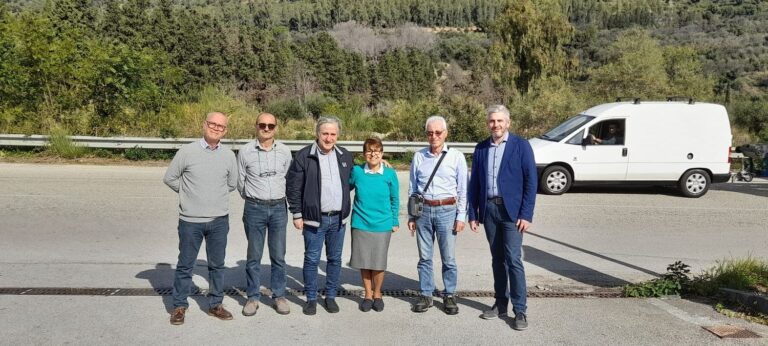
[615,97,641,104]
[666,96,695,104]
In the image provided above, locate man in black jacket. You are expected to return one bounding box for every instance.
[286,116,354,315]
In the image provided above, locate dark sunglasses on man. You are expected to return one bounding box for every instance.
[258,123,276,130]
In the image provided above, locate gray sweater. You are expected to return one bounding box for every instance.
[163,140,238,222]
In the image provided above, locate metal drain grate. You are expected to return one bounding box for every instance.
[0,287,623,298]
[704,325,762,339]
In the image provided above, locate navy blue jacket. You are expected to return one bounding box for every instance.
[286,143,354,228]
[468,134,537,223]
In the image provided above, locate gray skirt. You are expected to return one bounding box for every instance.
[349,228,392,270]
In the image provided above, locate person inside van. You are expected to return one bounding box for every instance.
[590,124,621,145]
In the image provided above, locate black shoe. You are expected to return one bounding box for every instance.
[513,313,528,330]
[325,298,340,313]
[372,298,384,312]
[443,295,459,315]
[303,300,317,315]
[481,304,508,320]
[360,299,373,312]
[412,296,433,313]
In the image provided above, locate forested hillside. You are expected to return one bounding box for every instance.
[1,0,766,142]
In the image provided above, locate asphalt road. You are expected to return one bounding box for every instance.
[0,163,766,345]
[0,163,765,289]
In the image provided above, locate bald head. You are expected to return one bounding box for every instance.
[203,112,228,145]
[256,112,276,125]
[207,112,227,123]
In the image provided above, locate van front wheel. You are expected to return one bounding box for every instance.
[679,169,710,198]
[540,166,572,195]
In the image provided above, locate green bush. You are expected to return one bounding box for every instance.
[689,257,768,296]
[123,147,150,161]
[46,127,89,159]
[624,261,691,297]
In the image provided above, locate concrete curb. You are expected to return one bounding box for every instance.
[719,288,768,314]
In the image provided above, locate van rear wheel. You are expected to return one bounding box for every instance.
[679,169,710,198]
[540,166,572,195]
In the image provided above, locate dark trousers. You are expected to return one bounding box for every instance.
[172,216,229,308]
[484,202,527,314]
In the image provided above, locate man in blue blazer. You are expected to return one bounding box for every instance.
[468,104,537,331]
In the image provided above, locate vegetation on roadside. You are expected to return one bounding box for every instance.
[624,257,768,324]
[1,0,766,144]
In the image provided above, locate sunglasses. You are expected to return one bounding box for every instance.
[426,130,444,137]
[258,123,276,130]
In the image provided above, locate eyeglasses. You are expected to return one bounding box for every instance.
[365,150,383,156]
[426,131,444,137]
[205,121,227,131]
[258,123,276,130]
[258,171,277,177]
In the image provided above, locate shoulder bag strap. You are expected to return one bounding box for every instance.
[421,151,448,195]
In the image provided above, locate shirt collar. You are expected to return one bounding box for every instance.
[490,132,509,146]
[363,163,384,174]
[200,138,221,151]
[426,144,449,157]
[254,139,274,151]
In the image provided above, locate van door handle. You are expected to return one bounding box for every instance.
[622,148,628,157]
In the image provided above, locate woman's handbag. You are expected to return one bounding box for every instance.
[407,152,447,218]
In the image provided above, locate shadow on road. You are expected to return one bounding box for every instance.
[560,185,682,196]
[135,258,427,313]
[523,246,631,287]
[710,181,768,198]
[522,231,664,287]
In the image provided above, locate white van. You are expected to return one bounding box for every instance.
[529,100,732,197]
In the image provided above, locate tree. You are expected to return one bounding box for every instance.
[664,45,714,100]
[488,0,575,96]
[588,29,668,100]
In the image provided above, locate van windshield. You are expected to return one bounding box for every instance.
[538,114,595,142]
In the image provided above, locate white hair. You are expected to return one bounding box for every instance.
[315,116,342,135]
[424,115,447,131]
[486,104,510,121]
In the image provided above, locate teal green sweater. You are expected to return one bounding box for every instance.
[350,164,400,232]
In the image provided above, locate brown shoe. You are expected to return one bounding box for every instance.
[274,297,290,315]
[207,305,233,321]
[170,307,186,325]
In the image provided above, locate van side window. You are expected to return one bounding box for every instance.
[566,129,585,145]
[588,120,625,145]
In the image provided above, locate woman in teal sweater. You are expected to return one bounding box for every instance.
[349,137,400,312]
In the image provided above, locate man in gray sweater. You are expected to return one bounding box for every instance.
[163,112,238,325]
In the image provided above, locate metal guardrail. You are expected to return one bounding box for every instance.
[0,134,478,154]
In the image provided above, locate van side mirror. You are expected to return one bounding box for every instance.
[582,137,592,146]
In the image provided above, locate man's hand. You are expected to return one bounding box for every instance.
[408,220,416,236]
[516,219,531,233]
[454,220,465,233]
[469,220,480,233]
[392,226,399,233]
[293,218,304,231]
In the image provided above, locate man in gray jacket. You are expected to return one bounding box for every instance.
[163,112,238,325]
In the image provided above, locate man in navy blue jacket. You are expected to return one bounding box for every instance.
[286,116,354,316]
[468,104,537,331]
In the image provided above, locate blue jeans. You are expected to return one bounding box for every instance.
[484,202,527,314]
[302,214,345,301]
[173,216,229,308]
[243,200,288,299]
[415,205,458,297]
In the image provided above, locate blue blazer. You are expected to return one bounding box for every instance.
[468,134,537,223]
